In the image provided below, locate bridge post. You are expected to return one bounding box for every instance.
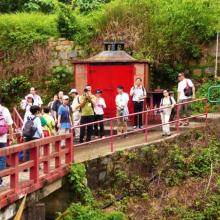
[30,144,39,185]
[176,105,180,133]
[145,111,148,142]
[110,119,114,152]
[65,136,73,164]
[43,143,50,175]
[205,99,208,126]
[55,140,61,169]
[10,152,19,192]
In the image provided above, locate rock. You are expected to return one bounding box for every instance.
[98,171,107,182]
[101,157,110,165]
[59,51,68,60]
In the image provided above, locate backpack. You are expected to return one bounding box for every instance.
[160,97,173,106]
[0,107,8,136]
[132,86,146,96]
[184,80,193,97]
[22,116,37,138]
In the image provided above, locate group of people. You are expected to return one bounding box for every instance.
[0,72,195,187]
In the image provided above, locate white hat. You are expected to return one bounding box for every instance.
[25,94,34,99]
[69,88,78,94]
[63,95,69,100]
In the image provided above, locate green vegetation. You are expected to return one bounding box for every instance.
[192,80,220,113]
[68,163,94,204]
[60,203,126,220]
[0,13,58,50]
[59,163,126,220]
[0,0,220,89]
[41,65,72,103]
[0,75,31,107]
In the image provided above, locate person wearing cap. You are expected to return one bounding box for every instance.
[94,89,106,138]
[78,87,96,143]
[20,94,34,122]
[57,95,72,147]
[69,88,81,140]
[177,72,195,126]
[115,85,129,137]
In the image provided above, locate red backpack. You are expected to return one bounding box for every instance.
[0,107,8,136]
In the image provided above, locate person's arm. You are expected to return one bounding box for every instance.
[52,101,58,122]
[69,115,73,127]
[142,88,147,99]
[57,115,61,128]
[36,118,44,138]
[177,83,181,103]
[130,87,134,96]
[192,86,195,99]
[5,108,14,141]
[192,85,196,99]
[102,99,107,108]
[39,96,43,107]
[87,94,96,105]
[171,97,176,108]
[57,106,62,128]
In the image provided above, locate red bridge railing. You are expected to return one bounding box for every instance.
[0,98,208,209]
[0,133,73,209]
[73,98,208,151]
[12,107,24,131]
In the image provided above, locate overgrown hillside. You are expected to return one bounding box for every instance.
[63,122,220,219]
[0,0,220,104]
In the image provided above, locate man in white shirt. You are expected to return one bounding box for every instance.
[130,78,147,129]
[177,72,195,125]
[115,85,129,136]
[30,87,43,107]
[69,88,81,140]
[0,97,14,187]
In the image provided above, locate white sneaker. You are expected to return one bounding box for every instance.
[133,126,137,129]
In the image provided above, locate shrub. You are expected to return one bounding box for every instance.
[43,65,72,96]
[0,13,58,51]
[74,0,111,13]
[60,203,126,220]
[23,0,57,13]
[192,80,220,113]
[68,163,94,204]
[0,75,31,108]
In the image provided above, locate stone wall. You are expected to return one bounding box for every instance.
[190,40,220,77]
[48,37,75,72]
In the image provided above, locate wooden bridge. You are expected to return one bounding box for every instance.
[0,98,215,218]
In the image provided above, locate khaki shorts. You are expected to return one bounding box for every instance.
[179,98,192,117]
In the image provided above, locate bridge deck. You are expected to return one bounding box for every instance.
[0,121,206,195]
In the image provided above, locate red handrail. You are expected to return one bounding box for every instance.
[0,133,73,209]
[12,107,24,130]
[73,98,208,150]
[0,98,208,209]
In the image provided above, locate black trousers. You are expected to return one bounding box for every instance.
[94,115,104,137]
[80,115,94,143]
[133,101,144,127]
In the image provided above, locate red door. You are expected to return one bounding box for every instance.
[88,64,134,118]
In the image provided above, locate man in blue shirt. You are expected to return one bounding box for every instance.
[57,95,72,147]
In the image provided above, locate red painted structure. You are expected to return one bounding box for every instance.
[73,42,149,118]
[0,99,208,210]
